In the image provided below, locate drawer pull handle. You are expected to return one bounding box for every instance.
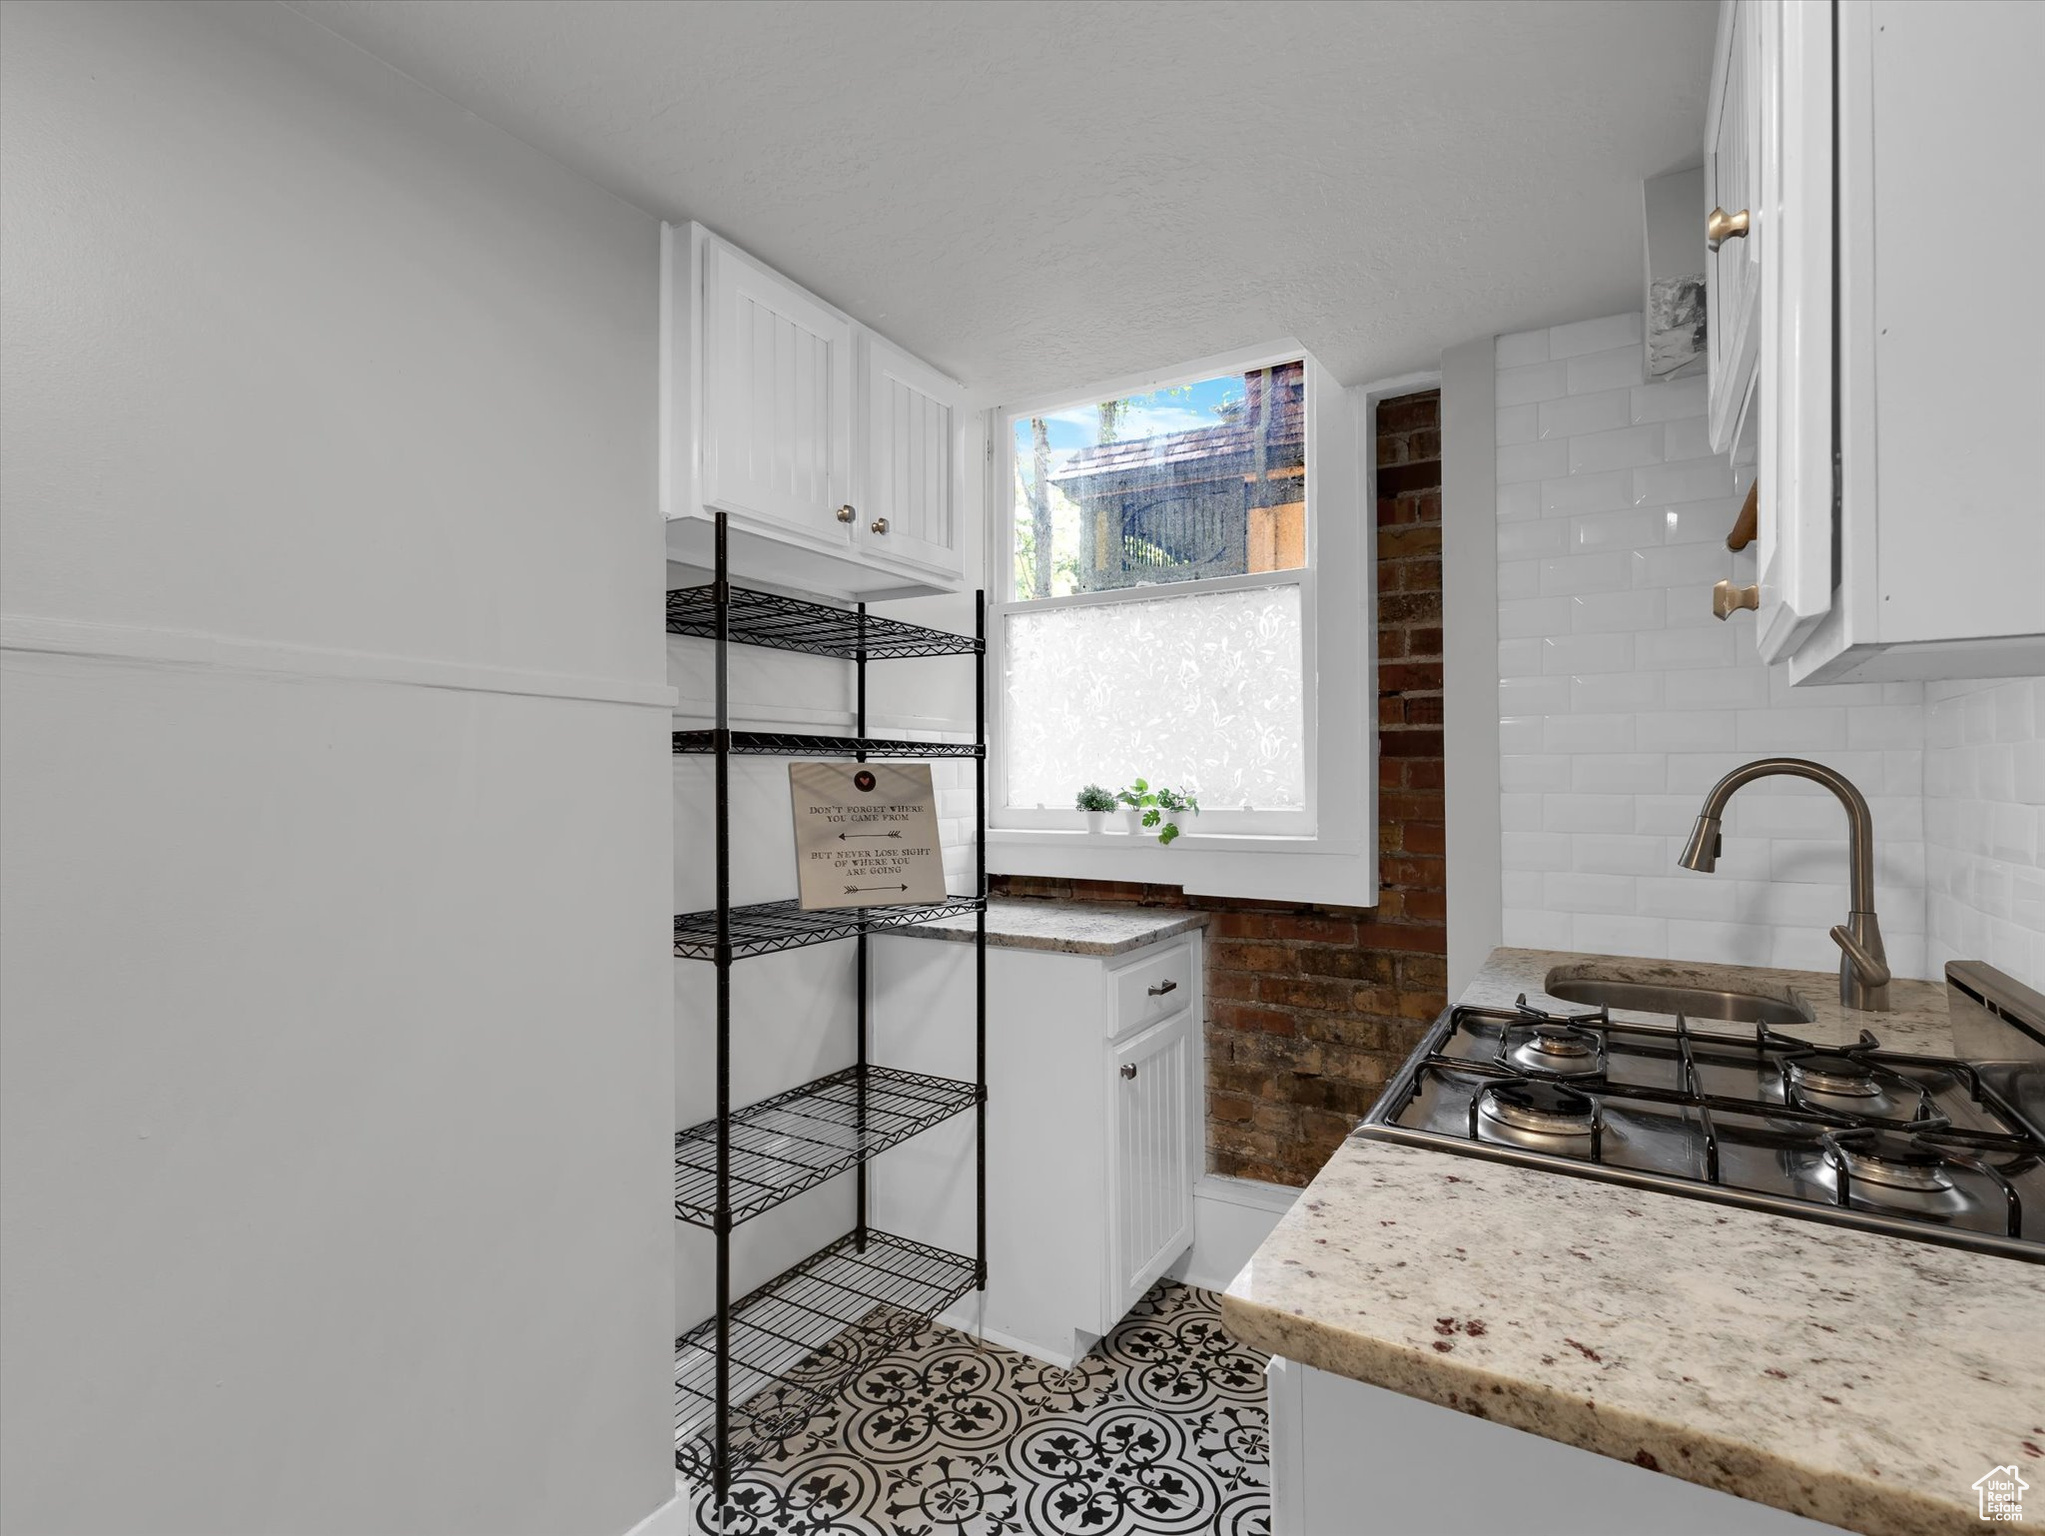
[1707,206,1750,250]
[1147,979,1179,996]
[835,504,856,524]
[869,517,889,535]
[1120,1063,1139,1080]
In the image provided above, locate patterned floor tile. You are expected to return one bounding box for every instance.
[689,1280,1269,1535]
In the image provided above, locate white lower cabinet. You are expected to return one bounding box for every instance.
[1266,1358,1844,1535]
[870,927,1202,1365]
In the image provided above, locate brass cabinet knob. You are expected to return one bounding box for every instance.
[834,504,856,523]
[869,517,889,535]
[1120,1063,1138,1080]
[1707,206,1751,250]
[1713,579,1761,619]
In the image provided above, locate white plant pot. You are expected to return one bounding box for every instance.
[1173,809,1199,837]
[1123,807,1150,837]
[1082,810,1109,835]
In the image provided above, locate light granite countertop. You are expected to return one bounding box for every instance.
[886,897,1206,956]
[1222,946,2043,1535]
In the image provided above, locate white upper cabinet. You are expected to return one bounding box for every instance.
[1714,0,2045,684]
[662,222,967,599]
[700,239,855,550]
[860,332,964,581]
[1703,0,1762,456]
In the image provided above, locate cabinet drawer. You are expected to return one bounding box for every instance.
[1112,942,1194,1038]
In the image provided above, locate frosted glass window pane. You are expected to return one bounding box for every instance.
[1004,584,1305,811]
[1012,360,1306,600]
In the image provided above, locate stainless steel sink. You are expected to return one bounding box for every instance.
[1543,976,1812,1027]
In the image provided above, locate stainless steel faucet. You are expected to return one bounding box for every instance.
[1677,757,1892,1012]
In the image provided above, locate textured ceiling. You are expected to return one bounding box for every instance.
[288,0,1715,398]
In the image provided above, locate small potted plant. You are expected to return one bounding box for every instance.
[1075,783,1116,834]
[1115,778,1156,836]
[1155,786,1201,843]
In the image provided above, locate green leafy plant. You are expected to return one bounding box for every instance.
[1074,784,1116,812]
[1118,779,1199,845]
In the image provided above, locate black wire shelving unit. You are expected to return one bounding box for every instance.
[670,513,987,1505]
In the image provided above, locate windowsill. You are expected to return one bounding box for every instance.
[986,827,1376,906]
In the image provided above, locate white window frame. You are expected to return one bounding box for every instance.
[984,341,1379,905]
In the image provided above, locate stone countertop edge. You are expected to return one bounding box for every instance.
[1220,945,2043,1536]
[883,897,1208,956]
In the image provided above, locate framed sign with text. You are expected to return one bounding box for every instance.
[788,761,947,910]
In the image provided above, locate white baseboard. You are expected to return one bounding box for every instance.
[1175,1174,1298,1292]
[621,1486,689,1536]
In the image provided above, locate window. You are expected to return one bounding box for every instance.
[989,347,1372,896]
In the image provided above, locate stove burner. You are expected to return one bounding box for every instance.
[1787,1052,1881,1099]
[1507,1023,1605,1077]
[1825,1130,1957,1193]
[1479,1079,1598,1139]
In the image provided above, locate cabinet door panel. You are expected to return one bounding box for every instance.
[1108,1012,1196,1321]
[703,240,852,545]
[1705,0,1763,454]
[863,335,963,580]
[1754,0,1834,660]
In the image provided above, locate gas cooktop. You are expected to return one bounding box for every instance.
[1358,969,2045,1264]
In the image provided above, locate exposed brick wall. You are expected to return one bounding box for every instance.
[993,390,1446,1188]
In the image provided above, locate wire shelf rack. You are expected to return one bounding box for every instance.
[671,731,983,759]
[675,1066,979,1229]
[666,584,981,660]
[673,1229,977,1479]
[673,896,984,961]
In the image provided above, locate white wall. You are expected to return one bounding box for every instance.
[1491,312,1931,978]
[1924,679,2045,982]
[0,5,673,1534]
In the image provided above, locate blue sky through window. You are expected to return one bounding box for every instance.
[1012,373,1246,477]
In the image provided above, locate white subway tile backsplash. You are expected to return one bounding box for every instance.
[1634,710,1735,753]
[1637,874,1740,921]
[1543,793,1637,833]
[1545,870,1637,912]
[1661,499,1740,546]
[1569,422,1665,475]
[1544,713,1635,754]
[1632,458,1734,506]
[1661,415,1713,463]
[1500,595,1574,639]
[1735,707,1847,753]
[1501,754,1573,791]
[1629,377,1708,424]
[1500,674,1572,714]
[1565,345,1645,395]
[1571,671,1664,713]
[1496,328,1551,369]
[1498,559,1541,600]
[1498,440,1571,484]
[1541,469,1635,517]
[1539,552,1632,596]
[1571,589,1665,633]
[1496,404,1538,445]
[1496,360,1571,407]
[1635,626,1736,672]
[1497,481,1544,521]
[1490,312,2045,985]
[1571,914,1669,957]
[1572,754,1667,794]
[1631,542,1731,590]
[1537,387,1633,441]
[1571,508,1668,552]
[1540,633,1634,674]
[1498,519,1570,559]
[1548,311,1643,358]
